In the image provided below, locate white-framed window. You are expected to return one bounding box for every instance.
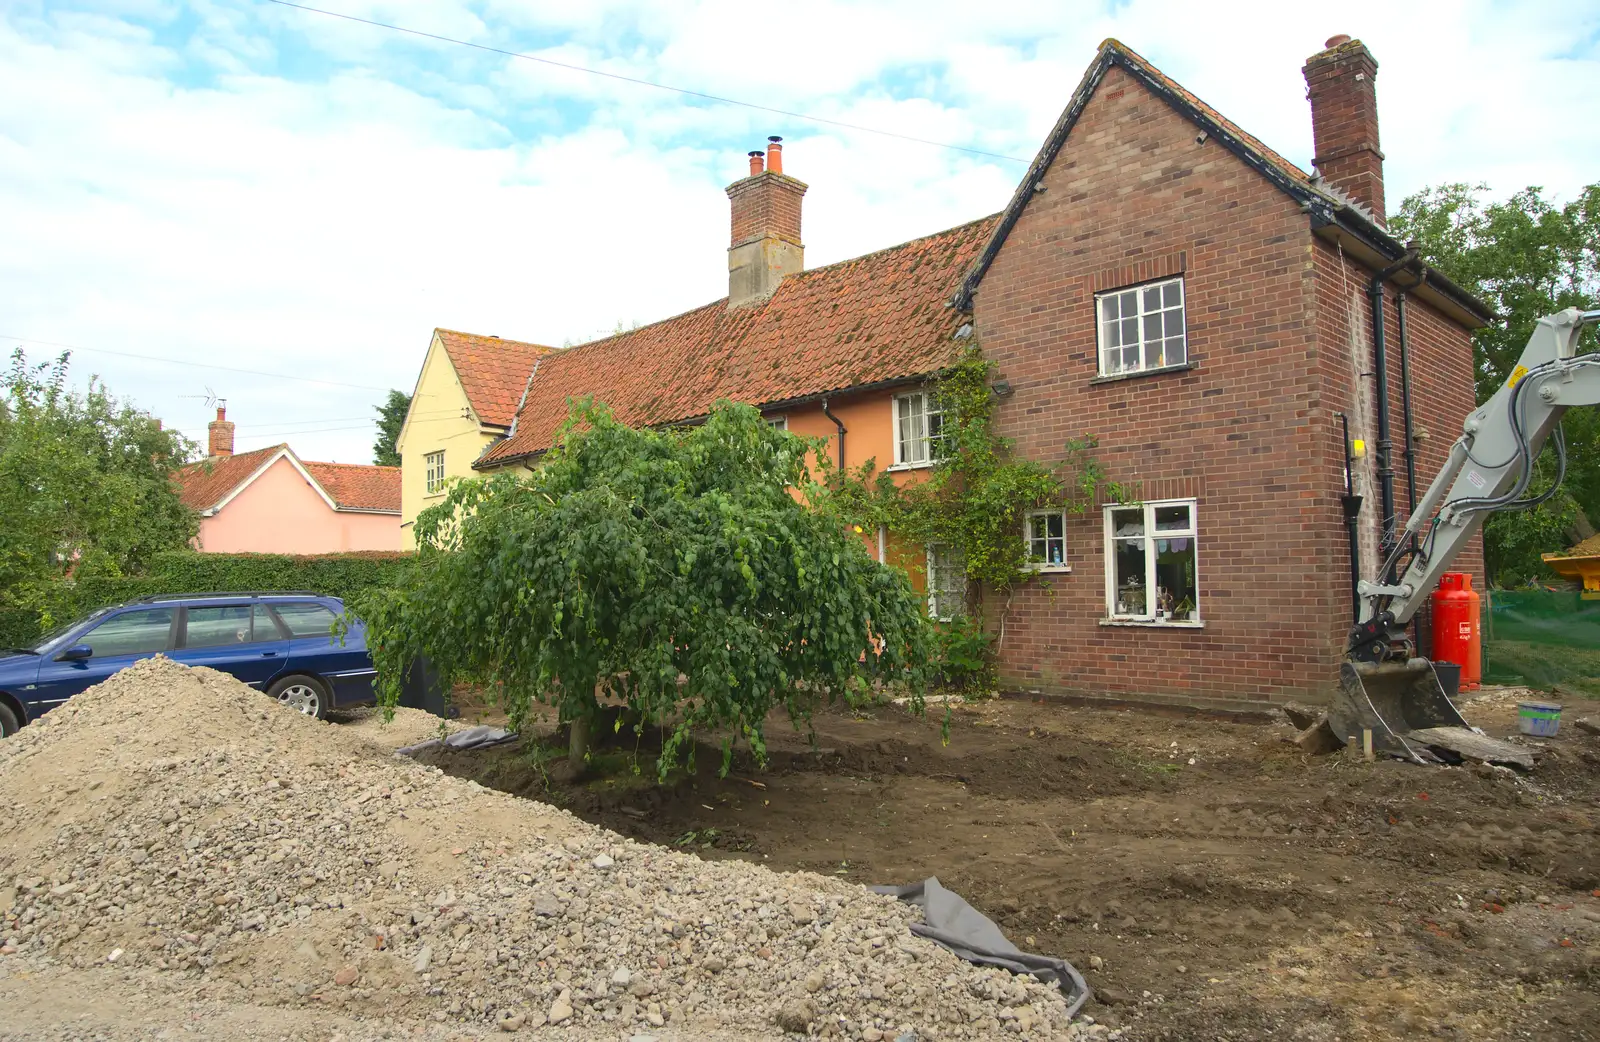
[926,542,967,621]
[1025,510,1069,571]
[766,415,788,430]
[892,390,945,468]
[1095,276,1187,377]
[424,450,446,495]
[1104,499,1199,624]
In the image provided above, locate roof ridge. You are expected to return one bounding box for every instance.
[434,327,555,349]
[556,213,1003,357]
[305,460,398,471]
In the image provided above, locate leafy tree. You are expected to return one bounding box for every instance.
[372,390,410,467]
[1391,183,1600,584]
[356,400,931,775]
[0,350,198,627]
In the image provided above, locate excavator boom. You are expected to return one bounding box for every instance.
[1330,307,1600,764]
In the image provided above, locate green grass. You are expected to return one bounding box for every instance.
[1484,639,1600,699]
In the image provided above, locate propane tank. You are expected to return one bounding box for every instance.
[1432,573,1482,692]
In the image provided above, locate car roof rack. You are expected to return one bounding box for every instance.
[134,591,325,603]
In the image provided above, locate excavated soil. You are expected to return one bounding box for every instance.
[0,659,1085,1041]
[419,688,1600,1041]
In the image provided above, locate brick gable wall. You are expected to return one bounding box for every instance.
[970,63,1482,710]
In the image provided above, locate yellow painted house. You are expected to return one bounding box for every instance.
[395,328,554,545]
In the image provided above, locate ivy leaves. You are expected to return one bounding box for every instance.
[358,400,932,777]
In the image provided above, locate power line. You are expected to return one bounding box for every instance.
[0,333,398,392]
[260,0,1029,164]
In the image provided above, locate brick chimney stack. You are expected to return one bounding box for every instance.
[208,404,234,457]
[1304,35,1386,226]
[725,136,807,308]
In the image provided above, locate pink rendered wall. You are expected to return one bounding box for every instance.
[196,457,404,554]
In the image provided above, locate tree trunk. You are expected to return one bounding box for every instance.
[567,713,591,774]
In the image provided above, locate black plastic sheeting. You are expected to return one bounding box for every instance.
[871,877,1089,1019]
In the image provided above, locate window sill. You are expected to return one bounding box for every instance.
[1098,617,1204,629]
[886,462,935,473]
[1090,362,1197,386]
[423,491,446,499]
[1025,564,1072,574]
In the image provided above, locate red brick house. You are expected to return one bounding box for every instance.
[964,37,1489,710]
[469,36,1489,712]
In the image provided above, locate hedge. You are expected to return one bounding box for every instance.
[0,550,413,648]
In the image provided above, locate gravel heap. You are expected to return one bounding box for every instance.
[0,658,1083,1040]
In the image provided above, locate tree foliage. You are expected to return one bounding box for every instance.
[356,400,932,774]
[372,390,410,467]
[0,349,198,625]
[1391,182,1600,584]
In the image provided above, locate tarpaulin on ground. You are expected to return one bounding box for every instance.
[395,725,518,758]
[871,877,1089,1018]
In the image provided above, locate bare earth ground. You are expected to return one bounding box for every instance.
[421,688,1600,1041]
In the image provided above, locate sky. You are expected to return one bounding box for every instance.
[1,1,1597,464]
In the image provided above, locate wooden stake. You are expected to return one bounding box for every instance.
[1362,729,1375,762]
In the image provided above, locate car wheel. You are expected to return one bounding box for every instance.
[0,701,18,738]
[267,675,327,720]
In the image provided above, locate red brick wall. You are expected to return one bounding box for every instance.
[727,172,805,248]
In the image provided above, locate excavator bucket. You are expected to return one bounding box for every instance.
[1329,659,1532,768]
[1329,659,1469,762]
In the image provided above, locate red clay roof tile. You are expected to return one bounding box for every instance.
[174,445,285,513]
[435,329,556,428]
[480,215,998,466]
[302,461,401,512]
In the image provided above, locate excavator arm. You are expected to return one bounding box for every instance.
[1330,307,1600,764]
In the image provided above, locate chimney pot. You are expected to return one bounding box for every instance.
[207,404,235,458]
[766,136,783,175]
[1324,33,1352,48]
[1303,38,1386,225]
[748,150,765,176]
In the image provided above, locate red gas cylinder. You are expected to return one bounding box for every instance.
[1432,573,1482,691]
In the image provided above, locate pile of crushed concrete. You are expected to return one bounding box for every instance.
[0,658,1086,1040]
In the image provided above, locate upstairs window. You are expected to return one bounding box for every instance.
[424,450,446,495]
[893,391,946,468]
[766,415,788,430]
[1096,276,1187,377]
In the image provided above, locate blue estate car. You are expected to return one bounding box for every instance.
[0,592,377,737]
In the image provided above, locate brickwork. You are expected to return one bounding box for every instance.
[1303,39,1386,225]
[726,172,806,248]
[970,62,1478,709]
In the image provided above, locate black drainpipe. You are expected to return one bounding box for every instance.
[1368,245,1419,581]
[1338,412,1363,622]
[821,398,847,471]
[1395,261,1424,523]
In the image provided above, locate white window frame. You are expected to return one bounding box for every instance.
[890,390,945,470]
[925,542,967,622]
[1024,509,1070,573]
[424,450,446,496]
[1102,498,1200,626]
[766,415,788,430]
[1094,276,1188,378]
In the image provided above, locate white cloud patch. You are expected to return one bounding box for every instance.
[1,0,1596,462]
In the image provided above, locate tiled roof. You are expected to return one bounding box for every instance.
[435,329,556,428]
[303,461,401,513]
[478,215,998,467]
[174,445,284,512]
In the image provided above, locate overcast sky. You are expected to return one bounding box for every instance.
[2,1,1596,464]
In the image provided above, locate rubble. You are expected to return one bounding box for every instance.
[0,657,1082,1039]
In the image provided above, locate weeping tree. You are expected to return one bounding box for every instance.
[357,400,932,775]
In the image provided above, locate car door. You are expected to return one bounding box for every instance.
[272,600,374,706]
[170,604,291,690]
[31,606,178,710]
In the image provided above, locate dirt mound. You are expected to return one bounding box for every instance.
[0,658,1081,1040]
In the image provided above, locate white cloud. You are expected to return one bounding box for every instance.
[1,0,1596,464]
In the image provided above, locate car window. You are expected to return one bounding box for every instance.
[252,604,283,641]
[184,605,256,648]
[83,608,176,657]
[272,602,338,640]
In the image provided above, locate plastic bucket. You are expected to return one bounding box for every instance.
[1433,661,1462,700]
[1517,701,1562,737]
